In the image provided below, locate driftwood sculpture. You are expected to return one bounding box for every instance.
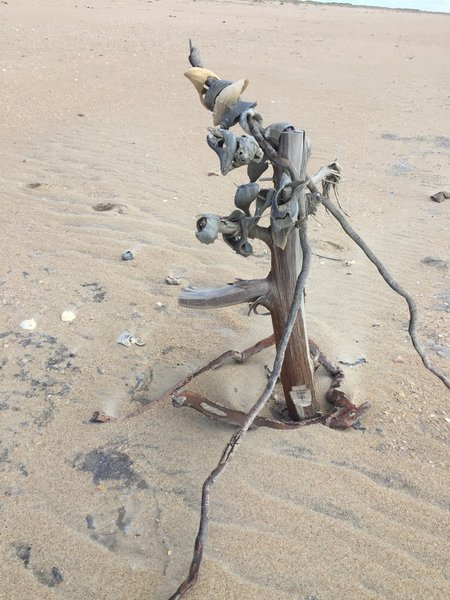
[178,45,370,425]
[151,42,449,599]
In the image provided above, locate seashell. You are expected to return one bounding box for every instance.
[247,159,269,183]
[220,100,257,130]
[61,310,76,322]
[184,67,220,103]
[264,122,293,146]
[203,79,233,111]
[234,182,260,215]
[20,318,37,330]
[212,78,249,126]
[117,332,135,347]
[165,276,182,286]
[206,129,238,175]
[195,215,221,244]
[121,250,134,261]
[233,136,262,167]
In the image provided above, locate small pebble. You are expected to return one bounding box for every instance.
[155,302,165,310]
[122,250,134,261]
[51,567,64,584]
[86,514,96,529]
[393,355,405,364]
[445,417,450,423]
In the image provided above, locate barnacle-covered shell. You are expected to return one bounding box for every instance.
[233,136,262,166]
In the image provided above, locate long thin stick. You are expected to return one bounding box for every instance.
[248,115,449,390]
[318,193,450,390]
[168,222,312,599]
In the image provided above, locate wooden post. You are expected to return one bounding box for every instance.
[269,130,317,420]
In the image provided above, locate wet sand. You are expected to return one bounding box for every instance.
[1,1,449,599]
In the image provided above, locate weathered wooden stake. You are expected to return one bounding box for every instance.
[269,129,316,420]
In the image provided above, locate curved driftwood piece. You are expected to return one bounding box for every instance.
[129,335,276,418]
[173,391,327,429]
[179,278,271,309]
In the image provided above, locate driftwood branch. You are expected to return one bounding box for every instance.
[168,221,312,599]
[179,278,271,310]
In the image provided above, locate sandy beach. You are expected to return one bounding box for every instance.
[1,1,449,598]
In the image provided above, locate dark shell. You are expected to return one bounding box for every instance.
[247,158,269,182]
[220,100,257,130]
[234,182,260,215]
[203,79,233,111]
[206,129,238,175]
[264,122,294,146]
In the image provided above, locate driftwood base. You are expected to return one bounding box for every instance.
[136,335,369,430]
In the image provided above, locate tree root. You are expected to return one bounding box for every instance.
[128,335,275,417]
[172,391,327,429]
[129,332,368,430]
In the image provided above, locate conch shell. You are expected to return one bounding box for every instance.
[184,67,220,105]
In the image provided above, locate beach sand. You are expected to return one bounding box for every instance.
[1,1,449,598]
